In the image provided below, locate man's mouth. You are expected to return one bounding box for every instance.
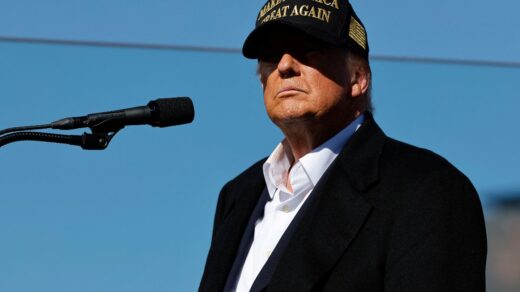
[277,87,306,97]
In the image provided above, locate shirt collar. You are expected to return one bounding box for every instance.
[263,114,365,199]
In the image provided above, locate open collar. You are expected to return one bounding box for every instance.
[255,112,386,291]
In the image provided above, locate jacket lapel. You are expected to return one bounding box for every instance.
[261,113,386,291]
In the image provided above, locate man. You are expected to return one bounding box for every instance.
[200,1,487,291]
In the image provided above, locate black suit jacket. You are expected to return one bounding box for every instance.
[200,114,487,291]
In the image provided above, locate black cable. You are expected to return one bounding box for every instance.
[0,124,53,136]
[373,55,520,69]
[1,35,520,68]
[0,36,240,54]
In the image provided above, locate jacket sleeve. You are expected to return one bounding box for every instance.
[384,169,487,291]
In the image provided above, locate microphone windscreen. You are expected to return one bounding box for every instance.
[148,97,195,127]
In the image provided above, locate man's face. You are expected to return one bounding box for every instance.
[258,30,356,129]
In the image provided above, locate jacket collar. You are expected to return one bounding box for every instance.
[256,112,386,291]
[340,111,385,191]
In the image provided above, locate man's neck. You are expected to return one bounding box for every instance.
[278,112,361,161]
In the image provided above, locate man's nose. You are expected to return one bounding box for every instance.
[277,53,301,78]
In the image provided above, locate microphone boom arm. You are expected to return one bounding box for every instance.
[0,127,122,150]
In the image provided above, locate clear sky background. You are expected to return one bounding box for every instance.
[1,1,519,291]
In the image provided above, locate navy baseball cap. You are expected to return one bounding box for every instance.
[242,0,369,59]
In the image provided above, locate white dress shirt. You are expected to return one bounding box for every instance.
[234,114,364,292]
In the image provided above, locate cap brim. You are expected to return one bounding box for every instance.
[242,21,345,59]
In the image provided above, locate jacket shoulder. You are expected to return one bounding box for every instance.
[224,157,267,192]
[382,137,469,182]
[214,158,267,220]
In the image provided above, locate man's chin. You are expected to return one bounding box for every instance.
[271,113,318,127]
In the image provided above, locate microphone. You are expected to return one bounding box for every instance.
[51,97,194,131]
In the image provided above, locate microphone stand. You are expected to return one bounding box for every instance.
[0,121,123,150]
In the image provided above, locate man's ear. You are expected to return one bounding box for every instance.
[350,65,370,98]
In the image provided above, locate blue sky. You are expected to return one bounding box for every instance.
[1,0,519,62]
[1,1,519,291]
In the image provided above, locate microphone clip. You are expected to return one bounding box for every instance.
[79,119,125,150]
[80,128,121,150]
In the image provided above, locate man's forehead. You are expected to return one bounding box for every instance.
[258,27,335,53]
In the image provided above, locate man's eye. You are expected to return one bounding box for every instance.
[259,52,282,63]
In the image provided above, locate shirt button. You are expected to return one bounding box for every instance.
[282,205,289,213]
[266,249,272,257]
